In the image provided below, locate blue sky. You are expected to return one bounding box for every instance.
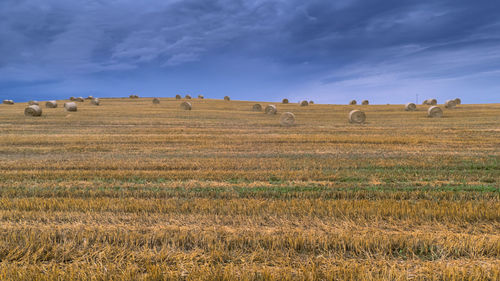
[1,0,499,104]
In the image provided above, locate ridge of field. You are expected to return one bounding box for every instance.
[0,98,499,280]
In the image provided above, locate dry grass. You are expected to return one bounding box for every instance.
[0,98,499,280]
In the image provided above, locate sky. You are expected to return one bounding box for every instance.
[1,0,499,104]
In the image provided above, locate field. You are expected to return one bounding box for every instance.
[0,98,499,280]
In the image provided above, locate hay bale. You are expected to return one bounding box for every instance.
[282,98,289,104]
[427,106,443,118]
[423,99,437,105]
[224,96,230,101]
[252,104,262,111]
[69,97,76,101]
[76,97,85,102]
[405,103,417,111]
[309,101,314,104]
[86,96,94,100]
[265,105,277,115]
[152,98,160,104]
[3,100,14,105]
[198,95,204,99]
[300,100,308,106]
[64,102,77,112]
[349,110,366,124]
[24,105,42,116]
[362,100,369,105]
[444,99,456,109]
[185,95,192,99]
[175,94,181,99]
[45,101,58,108]
[91,98,100,106]
[280,112,295,126]
[349,100,357,105]
[28,100,39,105]
[454,98,461,105]
[180,101,192,110]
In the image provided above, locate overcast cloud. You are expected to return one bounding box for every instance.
[1,0,499,103]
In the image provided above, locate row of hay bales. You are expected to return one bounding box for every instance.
[422,98,461,106]
[251,103,295,125]
[247,100,460,125]
[174,101,295,126]
[160,96,313,104]
[349,100,369,105]
[404,100,460,112]
[171,94,209,100]
[151,96,314,104]
[404,102,459,117]
[253,102,364,125]
[281,99,314,105]
[23,102,77,116]
[69,97,86,102]
[21,97,99,116]
[347,106,449,123]
[13,95,461,121]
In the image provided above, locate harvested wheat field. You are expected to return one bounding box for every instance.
[0,98,499,281]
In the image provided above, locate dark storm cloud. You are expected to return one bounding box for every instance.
[1,0,499,102]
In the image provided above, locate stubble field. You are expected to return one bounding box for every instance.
[0,98,499,280]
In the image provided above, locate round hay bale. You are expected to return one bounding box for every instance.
[282,98,289,104]
[76,97,85,102]
[152,98,160,104]
[280,112,295,126]
[429,99,437,105]
[3,100,14,105]
[69,97,76,101]
[24,105,42,116]
[300,100,308,106]
[265,105,277,115]
[180,101,192,110]
[427,106,443,118]
[175,94,181,99]
[198,95,204,99]
[86,96,94,100]
[252,104,262,111]
[185,94,192,99]
[224,96,230,101]
[405,103,416,111]
[454,98,461,105]
[64,102,77,112]
[45,101,58,108]
[349,110,366,124]
[28,100,39,105]
[309,101,314,104]
[361,100,369,105]
[349,100,357,105]
[91,98,100,106]
[444,99,456,109]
